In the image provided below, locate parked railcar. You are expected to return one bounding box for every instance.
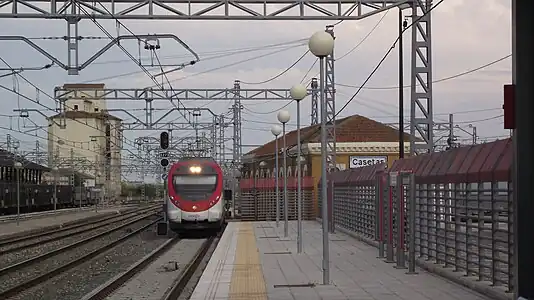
[0,149,77,215]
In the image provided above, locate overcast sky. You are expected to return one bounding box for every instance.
[0,0,512,182]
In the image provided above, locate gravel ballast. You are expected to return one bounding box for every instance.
[0,214,160,296]
[7,222,170,300]
[175,235,221,300]
[0,206,143,241]
[0,207,154,253]
[0,210,158,268]
[105,238,207,300]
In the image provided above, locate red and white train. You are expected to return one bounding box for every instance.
[165,157,226,233]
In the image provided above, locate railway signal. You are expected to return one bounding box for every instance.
[160,158,169,167]
[160,131,169,149]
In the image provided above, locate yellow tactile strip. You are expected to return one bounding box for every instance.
[229,222,268,300]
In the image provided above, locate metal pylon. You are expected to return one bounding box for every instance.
[409,0,434,155]
[218,114,226,164]
[310,78,319,125]
[325,26,337,171]
[232,80,242,167]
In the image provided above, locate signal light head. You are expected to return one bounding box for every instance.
[160,158,169,167]
[160,131,169,149]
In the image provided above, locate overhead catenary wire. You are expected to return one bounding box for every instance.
[337,54,512,90]
[78,3,193,126]
[239,50,310,85]
[0,61,150,162]
[283,0,447,153]
[244,7,390,115]
[87,38,308,67]
[82,43,305,84]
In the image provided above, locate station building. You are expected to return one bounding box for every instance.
[241,114,412,216]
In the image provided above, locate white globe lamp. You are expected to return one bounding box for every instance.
[277,110,291,124]
[271,125,282,136]
[308,31,334,58]
[290,84,307,101]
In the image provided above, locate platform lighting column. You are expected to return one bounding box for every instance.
[308,30,335,285]
[277,110,291,238]
[52,166,59,212]
[290,84,308,253]
[271,125,282,227]
[259,161,268,219]
[398,3,409,159]
[14,161,22,226]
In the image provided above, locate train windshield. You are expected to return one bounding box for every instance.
[173,176,217,185]
[172,175,217,201]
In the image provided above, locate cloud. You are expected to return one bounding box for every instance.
[0,0,513,170]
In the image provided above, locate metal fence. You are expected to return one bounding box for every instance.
[239,177,315,221]
[322,138,514,299]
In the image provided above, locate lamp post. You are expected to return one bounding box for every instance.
[398,3,409,158]
[309,30,334,285]
[271,125,282,227]
[14,161,22,225]
[290,84,307,253]
[296,155,306,252]
[52,166,59,212]
[259,161,268,220]
[277,110,291,238]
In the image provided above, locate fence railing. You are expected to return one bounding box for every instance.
[321,138,513,300]
[239,177,315,221]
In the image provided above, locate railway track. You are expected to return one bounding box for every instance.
[81,227,224,300]
[0,204,160,246]
[0,205,160,256]
[0,212,163,299]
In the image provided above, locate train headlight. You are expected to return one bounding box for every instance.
[189,166,202,173]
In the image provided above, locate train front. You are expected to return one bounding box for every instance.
[166,158,224,232]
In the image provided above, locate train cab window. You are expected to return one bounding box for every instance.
[172,174,217,201]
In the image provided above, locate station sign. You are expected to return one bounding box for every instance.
[349,156,387,169]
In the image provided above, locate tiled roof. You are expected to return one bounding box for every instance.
[0,149,49,170]
[246,114,414,157]
[47,111,122,121]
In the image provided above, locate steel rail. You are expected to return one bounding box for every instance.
[163,225,226,300]
[0,216,164,299]
[0,206,160,255]
[0,210,159,277]
[0,204,159,245]
[81,237,182,300]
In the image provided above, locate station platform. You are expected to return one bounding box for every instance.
[0,205,136,238]
[190,221,493,300]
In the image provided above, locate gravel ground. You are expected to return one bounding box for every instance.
[0,211,157,268]
[105,238,207,300]
[0,208,151,253]
[176,236,221,300]
[0,214,160,296]
[7,222,170,300]
[0,206,144,241]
